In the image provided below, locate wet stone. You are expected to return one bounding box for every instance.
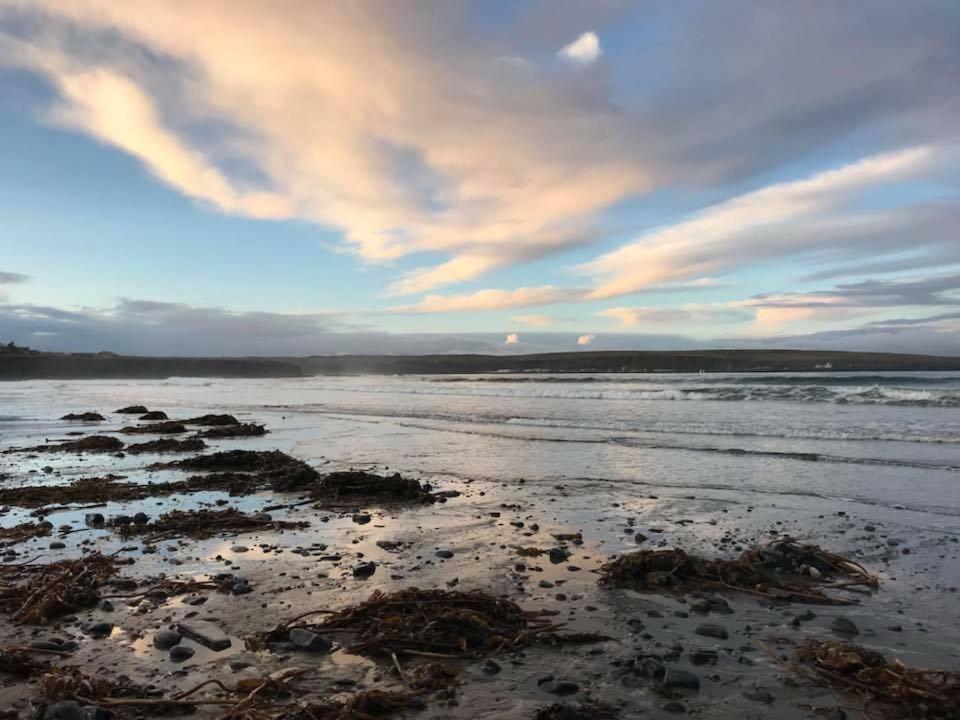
[177,619,231,651]
[49,541,66,550]
[435,550,455,559]
[662,669,700,691]
[44,701,86,720]
[153,629,182,650]
[353,561,377,578]
[82,621,113,638]
[29,640,62,652]
[543,680,579,696]
[352,513,371,524]
[98,599,114,612]
[289,628,333,653]
[170,645,196,662]
[831,616,860,636]
[694,623,729,640]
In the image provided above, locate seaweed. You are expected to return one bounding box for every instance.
[198,422,268,438]
[115,405,149,414]
[139,411,168,420]
[60,412,105,421]
[312,471,438,507]
[0,647,52,677]
[158,450,320,492]
[599,539,878,605]
[185,414,240,426]
[0,521,52,547]
[5,435,123,454]
[116,508,308,541]
[125,437,207,454]
[768,638,960,719]
[0,475,141,508]
[1,553,125,623]
[120,421,187,434]
[252,587,581,659]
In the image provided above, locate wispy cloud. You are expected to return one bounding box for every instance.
[392,286,584,313]
[598,304,751,328]
[583,146,942,299]
[0,271,29,285]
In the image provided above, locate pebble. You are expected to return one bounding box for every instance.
[29,640,62,652]
[482,659,501,675]
[44,701,86,720]
[353,561,377,578]
[352,513,372,524]
[435,550,454,559]
[289,628,333,653]
[170,645,196,662]
[153,629,182,650]
[831,616,860,636]
[662,701,686,714]
[694,623,729,640]
[82,621,113,638]
[49,541,66,550]
[98,599,114,612]
[231,545,249,553]
[661,669,700,691]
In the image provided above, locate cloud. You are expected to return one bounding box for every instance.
[0,272,29,284]
[558,31,601,64]
[513,314,554,328]
[583,146,944,298]
[504,333,519,345]
[598,305,752,328]
[392,286,584,313]
[744,274,960,310]
[0,2,648,293]
[576,333,595,346]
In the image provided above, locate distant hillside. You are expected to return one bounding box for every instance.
[4,349,960,380]
[0,353,303,380]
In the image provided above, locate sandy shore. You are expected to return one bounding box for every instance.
[1,405,959,719]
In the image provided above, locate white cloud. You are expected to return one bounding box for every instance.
[558,32,601,64]
[513,314,554,328]
[583,146,939,299]
[504,333,519,344]
[598,305,752,328]
[392,286,583,313]
[0,4,644,293]
[576,333,595,345]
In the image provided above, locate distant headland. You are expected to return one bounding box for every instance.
[3,342,960,379]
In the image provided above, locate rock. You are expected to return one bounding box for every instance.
[251,513,273,523]
[116,405,149,413]
[44,701,86,720]
[690,649,718,665]
[548,547,571,564]
[133,512,150,524]
[662,702,686,714]
[353,562,377,579]
[435,550,454,559]
[84,513,105,526]
[543,680,579,696]
[29,640,63,652]
[661,669,700,691]
[352,513,371,524]
[831,616,860,636]
[98,599,114,612]
[49,541,66,549]
[232,581,253,595]
[170,645,195,662]
[482,659,501,675]
[230,660,252,672]
[140,411,168,420]
[690,598,711,613]
[82,622,113,638]
[289,628,333,653]
[184,595,208,606]
[153,629,182,650]
[538,580,554,588]
[61,412,105,421]
[177,620,231,651]
[231,545,249,553]
[694,623,729,640]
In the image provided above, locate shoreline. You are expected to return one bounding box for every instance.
[1,402,959,718]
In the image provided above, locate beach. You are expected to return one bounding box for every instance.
[1,373,959,718]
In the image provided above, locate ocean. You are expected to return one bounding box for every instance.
[3,371,960,531]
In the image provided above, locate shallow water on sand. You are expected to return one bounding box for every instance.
[2,373,960,718]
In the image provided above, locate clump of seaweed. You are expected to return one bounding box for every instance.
[115,405,148,414]
[197,422,268,438]
[770,639,960,719]
[5,435,124,454]
[534,702,620,720]
[1,553,125,623]
[0,521,52,547]
[116,508,308,541]
[185,414,239,426]
[0,647,52,677]
[599,539,878,605]
[139,411,168,420]
[120,421,187,434]
[60,412,104,421]
[0,475,139,508]
[312,471,437,507]
[253,587,576,659]
[280,690,425,720]
[159,450,320,492]
[126,437,207,454]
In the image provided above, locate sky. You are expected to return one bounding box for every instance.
[1,0,959,356]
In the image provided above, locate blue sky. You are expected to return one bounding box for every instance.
[1,1,959,355]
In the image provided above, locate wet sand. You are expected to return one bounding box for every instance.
[1,403,959,719]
